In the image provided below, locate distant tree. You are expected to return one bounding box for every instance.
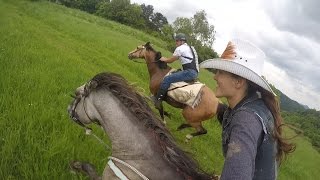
[172,11,217,62]
[173,17,193,38]
[140,4,168,32]
[140,4,154,30]
[282,109,320,151]
[74,0,102,14]
[161,24,175,50]
[54,0,77,7]
[151,12,168,32]
[192,10,215,47]
[173,10,215,47]
[52,0,109,14]
[96,0,145,28]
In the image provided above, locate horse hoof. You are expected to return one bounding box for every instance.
[162,119,167,125]
[185,134,193,142]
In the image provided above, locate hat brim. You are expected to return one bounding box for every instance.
[200,59,276,96]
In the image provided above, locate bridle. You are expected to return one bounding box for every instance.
[130,46,146,64]
[130,46,161,64]
[69,94,93,130]
[69,81,96,131]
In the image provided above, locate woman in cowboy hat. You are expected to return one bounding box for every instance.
[200,39,295,180]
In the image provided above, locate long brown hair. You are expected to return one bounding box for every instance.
[247,81,296,163]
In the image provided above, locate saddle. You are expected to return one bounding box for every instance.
[165,69,205,108]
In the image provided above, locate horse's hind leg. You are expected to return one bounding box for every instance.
[177,123,192,131]
[191,124,207,136]
[185,123,207,142]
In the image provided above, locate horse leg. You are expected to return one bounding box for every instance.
[157,108,166,125]
[163,111,171,119]
[191,125,207,137]
[177,123,192,131]
[185,123,207,142]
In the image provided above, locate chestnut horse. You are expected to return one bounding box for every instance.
[128,42,219,140]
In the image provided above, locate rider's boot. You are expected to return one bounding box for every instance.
[152,89,167,109]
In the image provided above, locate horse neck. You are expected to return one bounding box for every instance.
[145,52,170,78]
[90,91,159,159]
[90,91,185,179]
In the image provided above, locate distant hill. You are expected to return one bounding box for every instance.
[270,85,308,112]
[279,91,308,112]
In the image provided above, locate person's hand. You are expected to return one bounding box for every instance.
[159,57,166,62]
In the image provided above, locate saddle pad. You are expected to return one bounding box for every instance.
[165,70,205,108]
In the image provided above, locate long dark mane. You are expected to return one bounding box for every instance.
[145,42,168,69]
[85,72,213,180]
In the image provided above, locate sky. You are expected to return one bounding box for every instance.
[132,0,320,110]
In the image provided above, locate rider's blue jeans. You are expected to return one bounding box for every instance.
[159,69,198,91]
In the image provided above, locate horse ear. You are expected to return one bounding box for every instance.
[89,80,98,89]
[145,42,152,50]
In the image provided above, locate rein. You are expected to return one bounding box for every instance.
[132,59,161,64]
[70,95,91,130]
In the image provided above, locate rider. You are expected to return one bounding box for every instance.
[153,33,199,109]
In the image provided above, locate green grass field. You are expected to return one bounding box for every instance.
[1,0,319,179]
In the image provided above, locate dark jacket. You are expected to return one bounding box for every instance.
[217,92,278,180]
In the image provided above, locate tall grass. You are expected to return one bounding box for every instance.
[0,0,319,179]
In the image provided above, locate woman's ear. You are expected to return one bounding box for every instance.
[234,78,246,89]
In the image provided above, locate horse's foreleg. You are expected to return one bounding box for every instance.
[163,111,171,119]
[157,108,167,125]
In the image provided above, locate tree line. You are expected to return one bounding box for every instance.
[282,109,320,152]
[48,0,219,62]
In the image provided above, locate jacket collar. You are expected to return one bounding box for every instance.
[226,91,261,116]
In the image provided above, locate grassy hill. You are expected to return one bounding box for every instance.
[1,0,319,179]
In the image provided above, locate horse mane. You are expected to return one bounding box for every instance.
[145,42,168,69]
[85,72,213,180]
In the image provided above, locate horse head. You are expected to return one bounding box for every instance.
[128,43,146,60]
[67,81,100,129]
[128,42,167,69]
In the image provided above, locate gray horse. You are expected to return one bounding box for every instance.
[67,72,216,180]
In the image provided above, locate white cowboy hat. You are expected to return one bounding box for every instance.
[200,39,276,96]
